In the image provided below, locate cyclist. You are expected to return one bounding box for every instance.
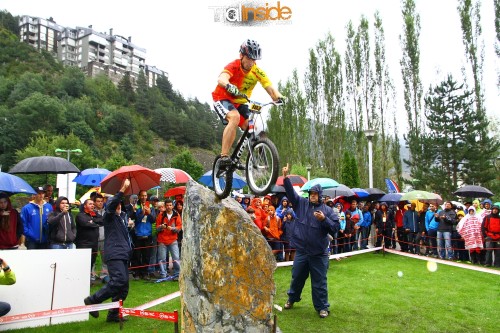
[212,39,285,168]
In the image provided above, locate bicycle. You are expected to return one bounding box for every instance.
[212,97,283,199]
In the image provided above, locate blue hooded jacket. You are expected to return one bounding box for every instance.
[284,177,339,255]
[276,196,297,219]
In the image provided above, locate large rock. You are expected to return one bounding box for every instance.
[180,181,277,333]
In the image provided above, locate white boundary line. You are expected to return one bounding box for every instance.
[385,248,500,275]
[276,247,383,267]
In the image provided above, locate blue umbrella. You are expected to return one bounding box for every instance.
[198,170,247,190]
[378,192,403,203]
[351,188,370,198]
[0,172,36,195]
[301,178,340,191]
[73,168,111,186]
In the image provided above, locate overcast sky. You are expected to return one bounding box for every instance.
[2,0,498,126]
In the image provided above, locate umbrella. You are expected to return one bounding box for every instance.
[73,168,111,186]
[301,178,340,191]
[323,185,355,198]
[364,187,386,201]
[378,192,403,203]
[100,165,161,195]
[9,156,80,174]
[400,190,442,202]
[154,168,192,184]
[164,186,186,198]
[453,185,494,198]
[351,188,370,198]
[198,170,247,190]
[276,175,307,186]
[0,172,36,195]
[79,187,110,203]
[271,184,286,193]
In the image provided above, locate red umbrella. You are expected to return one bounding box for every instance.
[276,175,307,186]
[164,186,186,198]
[154,168,192,183]
[100,165,161,195]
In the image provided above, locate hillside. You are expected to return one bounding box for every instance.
[0,24,224,174]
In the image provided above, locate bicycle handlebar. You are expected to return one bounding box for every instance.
[239,94,284,111]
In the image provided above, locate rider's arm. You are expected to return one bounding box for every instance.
[217,72,231,88]
[264,85,283,101]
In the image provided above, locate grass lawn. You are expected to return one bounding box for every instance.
[6,252,499,333]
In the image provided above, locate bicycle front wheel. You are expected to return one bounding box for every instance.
[246,138,280,196]
[212,156,234,199]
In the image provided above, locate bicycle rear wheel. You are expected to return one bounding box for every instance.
[212,156,234,199]
[246,138,280,196]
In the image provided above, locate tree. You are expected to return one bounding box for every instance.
[400,0,424,185]
[458,0,485,119]
[118,72,135,106]
[170,149,204,180]
[423,75,471,196]
[0,10,20,35]
[373,11,397,187]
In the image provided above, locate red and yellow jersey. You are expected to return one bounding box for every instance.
[212,59,272,104]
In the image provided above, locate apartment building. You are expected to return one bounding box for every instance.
[18,15,166,87]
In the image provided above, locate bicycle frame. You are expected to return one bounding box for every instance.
[229,100,277,168]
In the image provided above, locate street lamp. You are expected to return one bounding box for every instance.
[364,129,376,188]
[306,165,312,181]
[55,148,82,198]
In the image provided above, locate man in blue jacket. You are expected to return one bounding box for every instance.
[84,178,133,323]
[403,202,420,254]
[20,186,53,249]
[282,164,340,318]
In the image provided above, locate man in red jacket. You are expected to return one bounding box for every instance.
[156,199,182,280]
[482,204,500,267]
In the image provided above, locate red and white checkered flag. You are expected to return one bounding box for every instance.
[154,168,192,183]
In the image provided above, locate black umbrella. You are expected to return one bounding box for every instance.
[9,156,80,174]
[363,187,386,201]
[323,184,355,198]
[271,184,286,193]
[453,185,493,198]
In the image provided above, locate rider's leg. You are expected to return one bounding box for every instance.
[221,110,240,157]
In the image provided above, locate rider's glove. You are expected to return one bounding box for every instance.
[276,96,286,105]
[226,83,241,96]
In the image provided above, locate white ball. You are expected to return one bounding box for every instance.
[397,271,403,277]
[427,261,438,272]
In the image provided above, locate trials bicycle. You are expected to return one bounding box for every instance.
[212,97,283,199]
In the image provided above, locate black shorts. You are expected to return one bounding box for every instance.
[213,100,250,126]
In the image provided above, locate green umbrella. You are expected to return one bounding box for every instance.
[400,190,442,203]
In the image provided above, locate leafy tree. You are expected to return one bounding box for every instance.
[59,67,86,98]
[7,72,45,106]
[118,72,135,106]
[373,11,398,187]
[135,69,149,117]
[170,149,204,180]
[0,10,20,35]
[400,0,424,186]
[458,0,485,120]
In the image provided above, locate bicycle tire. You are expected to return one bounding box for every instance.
[212,156,234,199]
[246,138,280,196]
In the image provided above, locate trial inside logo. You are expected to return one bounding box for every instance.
[210,1,292,25]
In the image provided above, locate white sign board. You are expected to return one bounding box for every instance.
[56,173,78,203]
[0,249,90,331]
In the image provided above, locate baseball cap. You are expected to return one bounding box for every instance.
[149,195,159,202]
[35,186,46,193]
